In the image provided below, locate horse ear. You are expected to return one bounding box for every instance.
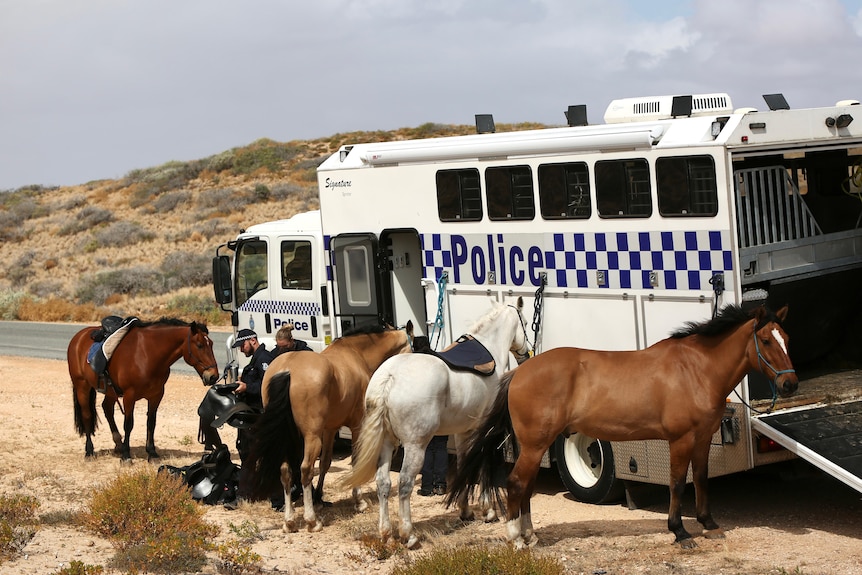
[405,320,414,337]
[517,296,523,310]
[752,305,767,324]
[775,305,789,323]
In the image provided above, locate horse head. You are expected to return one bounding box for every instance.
[752,305,798,397]
[508,297,531,364]
[186,322,220,386]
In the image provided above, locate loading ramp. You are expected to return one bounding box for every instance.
[751,399,862,493]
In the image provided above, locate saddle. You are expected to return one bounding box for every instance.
[87,316,140,396]
[159,445,239,505]
[425,335,496,376]
[198,383,260,430]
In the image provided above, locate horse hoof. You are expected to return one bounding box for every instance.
[283,521,298,533]
[308,521,322,533]
[460,510,476,522]
[355,500,368,513]
[677,537,698,549]
[511,538,526,551]
[405,534,419,549]
[483,510,497,523]
[703,528,725,540]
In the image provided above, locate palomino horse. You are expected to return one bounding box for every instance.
[67,318,219,460]
[341,299,531,549]
[247,323,413,533]
[447,304,798,549]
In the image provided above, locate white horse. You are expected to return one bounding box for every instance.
[341,298,530,548]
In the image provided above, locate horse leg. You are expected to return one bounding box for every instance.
[101,395,123,455]
[692,436,724,539]
[145,393,164,461]
[313,429,336,506]
[375,437,397,541]
[397,442,427,549]
[507,448,543,549]
[74,384,98,457]
[301,434,324,532]
[280,462,299,534]
[119,396,136,461]
[667,438,696,548]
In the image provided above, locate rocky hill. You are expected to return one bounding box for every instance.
[0,122,543,325]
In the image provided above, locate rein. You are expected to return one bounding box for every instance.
[509,304,533,362]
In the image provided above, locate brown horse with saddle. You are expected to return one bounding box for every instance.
[67,317,219,460]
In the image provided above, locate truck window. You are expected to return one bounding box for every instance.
[656,155,718,216]
[235,239,268,307]
[281,240,313,290]
[486,165,535,220]
[538,162,591,219]
[595,158,652,218]
[436,168,482,221]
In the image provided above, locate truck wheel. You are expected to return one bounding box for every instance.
[554,433,623,504]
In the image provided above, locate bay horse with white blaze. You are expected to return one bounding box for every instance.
[67,318,219,460]
[447,304,798,549]
[247,323,413,534]
[341,299,531,549]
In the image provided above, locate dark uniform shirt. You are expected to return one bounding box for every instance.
[271,338,313,356]
[239,344,275,407]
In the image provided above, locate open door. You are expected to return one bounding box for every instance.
[330,234,391,332]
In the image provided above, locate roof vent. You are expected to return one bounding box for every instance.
[604,93,733,123]
[836,99,861,106]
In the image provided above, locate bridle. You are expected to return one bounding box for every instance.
[509,304,532,364]
[185,327,219,381]
[735,323,796,414]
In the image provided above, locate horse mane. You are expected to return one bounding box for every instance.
[467,303,506,334]
[670,304,778,339]
[331,323,388,343]
[136,317,209,333]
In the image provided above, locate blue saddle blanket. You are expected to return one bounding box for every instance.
[428,335,495,376]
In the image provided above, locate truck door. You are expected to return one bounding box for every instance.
[330,234,392,332]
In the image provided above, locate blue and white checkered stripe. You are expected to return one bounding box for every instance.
[239,299,322,315]
[421,230,733,291]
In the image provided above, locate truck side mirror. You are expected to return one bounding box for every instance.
[212,256,233,306]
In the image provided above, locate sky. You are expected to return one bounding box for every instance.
[2,0,862,190]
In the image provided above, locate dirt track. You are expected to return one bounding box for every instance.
[1,356,861,574]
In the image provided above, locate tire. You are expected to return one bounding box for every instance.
[553,433,624,504]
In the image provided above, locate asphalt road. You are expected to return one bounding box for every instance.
[0,320,232,375]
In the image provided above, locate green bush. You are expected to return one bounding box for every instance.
[0,290,31,320]
[165,293,228,325]
[390,545,565,575]
[75,266,164,304]
[0,494,40,564]
[81,468,218,574]
[160,252,212,289]
[48,560,104,575]
[151,189,191,213]
[232,139,300,175]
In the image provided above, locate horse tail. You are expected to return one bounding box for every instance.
[246,371,303,499]
[340,371,395,490]
[445,369,515,514]
[72,385,98,436]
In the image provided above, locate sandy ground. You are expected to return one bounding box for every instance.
[1,355,861,575]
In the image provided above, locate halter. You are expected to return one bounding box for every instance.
[186,328,218,380]
[742,325,796,414]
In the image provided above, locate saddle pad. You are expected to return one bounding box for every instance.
[102,317,139,360]
[429,335,496,376]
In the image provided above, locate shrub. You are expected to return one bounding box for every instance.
[0,290,31,320]
[389,545,566,575]
[151,189,191,214]
[215,539,262,575]
[232,139,300,175]
[81,468,218,574]
[15,297,104,322]
[91,220,156,248]
[75,266,165,304]
[59,206,114,236]
[48,560,104,575]
[165,293,228,325]
[0,494,40,564]
[160,252,212,289]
